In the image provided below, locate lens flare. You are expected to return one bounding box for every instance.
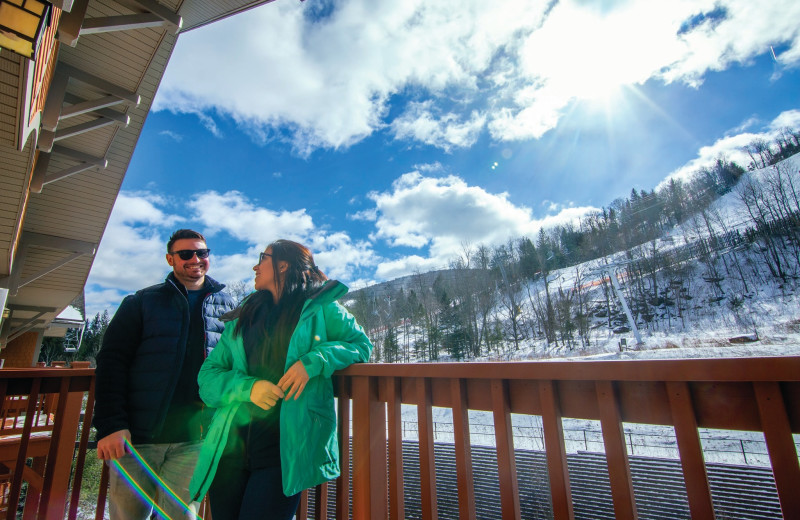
[109,438,201,520]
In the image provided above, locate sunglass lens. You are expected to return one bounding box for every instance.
[175,249,210,260]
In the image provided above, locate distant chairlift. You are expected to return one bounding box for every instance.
[62,322,85,353]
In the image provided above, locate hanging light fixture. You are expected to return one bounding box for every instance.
[0,0,52,60]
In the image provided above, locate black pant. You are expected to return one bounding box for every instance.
[208,461,301,520]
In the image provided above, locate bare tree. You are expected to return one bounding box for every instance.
[226,280,252,305]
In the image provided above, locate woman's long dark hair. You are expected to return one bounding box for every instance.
[234,240,328,377]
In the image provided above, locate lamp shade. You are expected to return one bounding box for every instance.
[0,0,52,60]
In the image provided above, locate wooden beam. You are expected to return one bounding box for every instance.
[539,380,574,520]
[667,381,715,519]
[387,377,405,520]
[53,117,119,141]
[417,377,438,520]
[61,93,129,119]
[58,63,139,103]
[451,378,476,520]
[40,70,69,133]
[754,381,800,519]
[80,14,171,35]
[492,379,521,520]
[129,0,182,33]
[336,377,350,519]
[596,380,638,520]
[57,0,89,46]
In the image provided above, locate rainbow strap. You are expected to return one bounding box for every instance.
[108,438,201,520]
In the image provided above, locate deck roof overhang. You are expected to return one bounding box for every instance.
[0,0,274,347]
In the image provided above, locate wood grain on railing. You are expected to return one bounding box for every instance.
[450,378,475,520]
[0,367,94,520]
[387,376,405,520]
[667,380,715,519]
[335,357,800,520]
[416,377,437,520]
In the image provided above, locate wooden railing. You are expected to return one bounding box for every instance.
[3,358,799,519]
[0,365,94,520]
[320,357,800,520]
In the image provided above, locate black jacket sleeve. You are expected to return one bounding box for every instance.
[93,293,143,440]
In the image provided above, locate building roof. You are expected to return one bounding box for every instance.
[0,0,274,347]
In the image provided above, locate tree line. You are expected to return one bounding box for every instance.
[344,131,800,362]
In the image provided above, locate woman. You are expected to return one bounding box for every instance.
[189,240,373,519]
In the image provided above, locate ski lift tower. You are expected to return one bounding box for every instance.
[589,260,643,346]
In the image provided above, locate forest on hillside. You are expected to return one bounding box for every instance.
[343,129,800,363]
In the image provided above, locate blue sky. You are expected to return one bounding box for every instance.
[84,0,800,316]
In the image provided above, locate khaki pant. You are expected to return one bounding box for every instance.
[108,441,202,520]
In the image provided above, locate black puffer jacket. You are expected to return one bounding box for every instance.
[93,273,236,442]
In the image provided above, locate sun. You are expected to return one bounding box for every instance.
[522,3,659,106]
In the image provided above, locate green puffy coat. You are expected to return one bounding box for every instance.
[189,281,372,500]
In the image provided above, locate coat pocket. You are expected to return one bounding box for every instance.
[308,408,337,467]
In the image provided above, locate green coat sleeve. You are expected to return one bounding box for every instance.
[198,320,259,408]
[299,302,373,379]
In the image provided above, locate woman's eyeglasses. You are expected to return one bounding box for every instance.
[259,252,272,264]
[170,249,211,260]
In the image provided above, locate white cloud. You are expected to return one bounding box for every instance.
[87,190,385,312]
[368,170,597,276]
[188,190,315,245]
[156,0,800,152]
[376,255,443,281]
[187,191,381,284]
[768,109,800,131]
[663,109,800,184]
[159,130,183,142]
[391,101,486,151]
[87,192,182,294]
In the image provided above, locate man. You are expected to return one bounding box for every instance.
[94,229,236,519]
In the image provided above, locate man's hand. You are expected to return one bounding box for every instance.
[279,360,310,401]
[97,429,131,460]
[250,380,285,411]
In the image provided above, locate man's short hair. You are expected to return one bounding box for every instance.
[167,229,206,253]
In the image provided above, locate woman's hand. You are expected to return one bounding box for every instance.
[250,380,285,410]
[279,360,310,400]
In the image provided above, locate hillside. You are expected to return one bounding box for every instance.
[344,153,800,362]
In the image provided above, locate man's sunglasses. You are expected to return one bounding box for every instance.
[171,249,211,260]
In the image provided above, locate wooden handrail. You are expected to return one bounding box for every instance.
[0,367,94,520]
[326,357,800,520]
[4,359,794,519]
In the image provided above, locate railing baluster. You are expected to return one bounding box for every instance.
[40,375,83,520]
[7,377,41,518]
[596,380,638,520]
[491,378,520,520]
[68,375,96,520]
[314,481,328,520]
[387,376,405,520]
[352,375,387,519]
[666,381,715,519]
[539,380,574,520]
[297,489,309,519]
[96,463,110,520]
[450,377,475,520]
[336,376,350,519]
[416,377,438,520]
[753,381,800,518]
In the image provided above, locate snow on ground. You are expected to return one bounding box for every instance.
[350,157,800,469]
